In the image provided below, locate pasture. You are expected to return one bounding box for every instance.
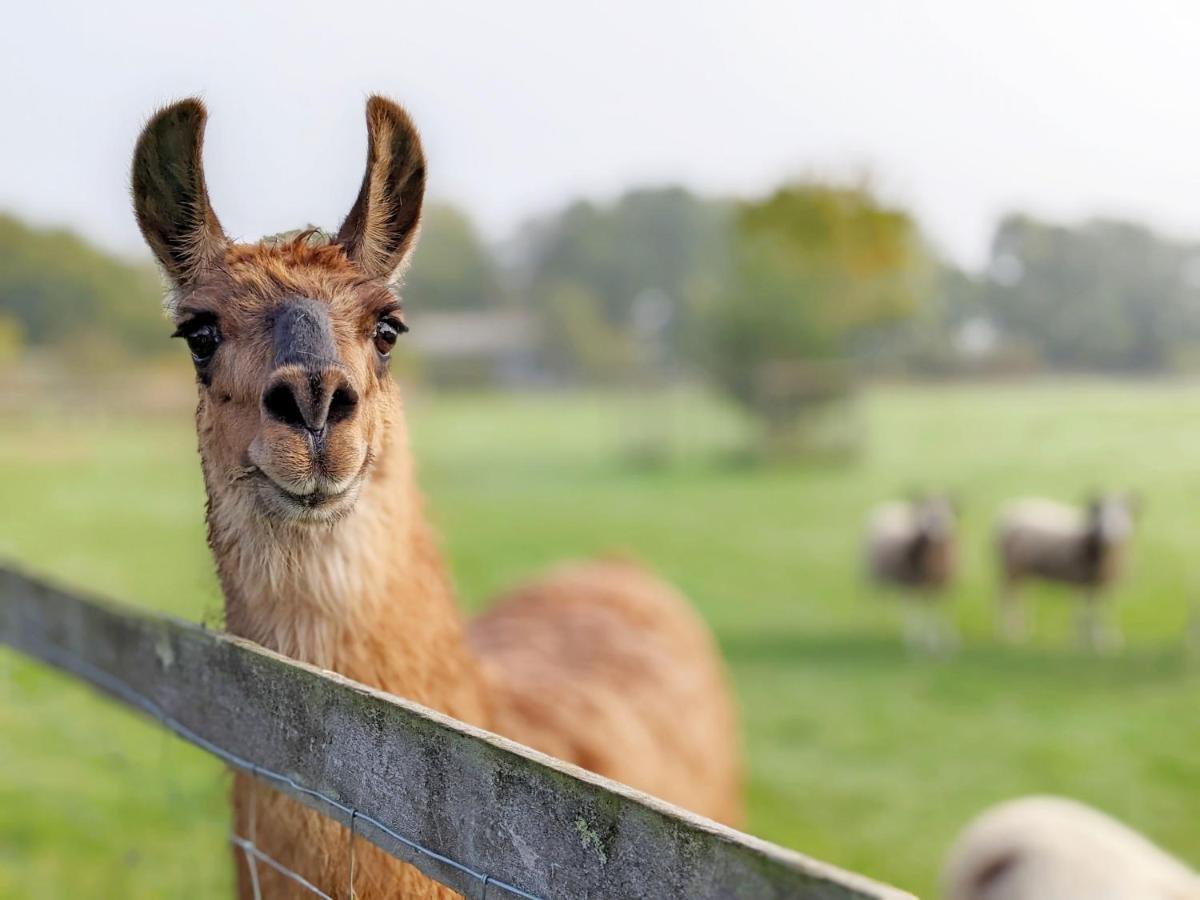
[2,381,1199,898]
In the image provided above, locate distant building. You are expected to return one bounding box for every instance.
[954,316,1000,359]
[407,309,540,387]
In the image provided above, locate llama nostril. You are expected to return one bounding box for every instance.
[264,373,357,433]
[327,385,359,425]
[263,381,307,430]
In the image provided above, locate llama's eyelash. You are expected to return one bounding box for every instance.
[373,303,408,335]
[172,312,220,338]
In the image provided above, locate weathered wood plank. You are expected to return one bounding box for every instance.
[0,565,914,900]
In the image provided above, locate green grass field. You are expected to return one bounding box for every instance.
[2,382,1199,898]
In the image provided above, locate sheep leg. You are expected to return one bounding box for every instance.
[904,598,956,656]
[935,597,961,655]
[1078,591,1122,653]
[999,579,1026,643]
[1077,595,1100,650]
[901,599,937,655]
[901,600,926,654]
[1104,597,1125,653]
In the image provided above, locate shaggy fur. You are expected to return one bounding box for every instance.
[132,97,741,899]
[941,796,1200,900]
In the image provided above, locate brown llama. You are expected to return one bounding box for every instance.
[130,97,741,899]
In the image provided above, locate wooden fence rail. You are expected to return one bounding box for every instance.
[0,565,913,900]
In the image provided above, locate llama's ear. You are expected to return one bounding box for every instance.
[131,99,227,288]
[336,96,426,282]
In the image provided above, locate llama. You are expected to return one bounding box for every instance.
[864,494,959,652]
[131,97,741,899]
[941,795,1200,900]
[995,493,1137,649]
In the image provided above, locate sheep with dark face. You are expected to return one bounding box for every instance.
[941,796,1200,900]
[996,493,1137,648]
[865,494,959,651]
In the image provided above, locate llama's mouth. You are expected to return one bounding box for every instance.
[259,476,355,521]
[244,455,372,523]
[274,481,350,508]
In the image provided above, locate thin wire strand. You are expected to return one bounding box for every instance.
[242,840,264,900]
[231,834,335,900]
[349,809,358,900]
[246,774,263,900]
[26,638,542,900]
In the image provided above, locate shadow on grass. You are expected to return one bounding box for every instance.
[720,629,1194,687]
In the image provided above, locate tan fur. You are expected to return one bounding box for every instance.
[131,98,741,899]
[472,560,742,820]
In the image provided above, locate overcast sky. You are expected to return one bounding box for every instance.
[4,0,1200,267]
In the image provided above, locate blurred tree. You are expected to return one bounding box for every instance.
[982,215,1200,371]
[0,212,164,358]
[537,280,638,378]
[518,187,731,382]
[404,203,505,311]
[707,183,930,419]
[856,261,1004,377]
[0,314,23,365]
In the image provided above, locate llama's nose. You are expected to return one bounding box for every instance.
[262,367,359,434]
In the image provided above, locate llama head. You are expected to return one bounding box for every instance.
[132,97,425,525]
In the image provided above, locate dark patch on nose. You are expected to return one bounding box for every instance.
[273,297,339,369]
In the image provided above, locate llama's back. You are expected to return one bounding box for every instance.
[469,559,743,826]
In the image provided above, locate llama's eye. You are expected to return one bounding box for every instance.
[374,317,408,356]
[173,321,221,365]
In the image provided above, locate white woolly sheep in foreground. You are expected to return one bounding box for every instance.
[865,494,959,652]
[995,494,1136,649]
[941,795,1200,900]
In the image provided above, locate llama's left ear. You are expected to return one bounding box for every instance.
[337,96,427,282]
[131,98,228,288]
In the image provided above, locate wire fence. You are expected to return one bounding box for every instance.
[0,565,912,900]
[22,632,540,900]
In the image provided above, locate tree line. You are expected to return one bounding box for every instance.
[7,189,1200,386]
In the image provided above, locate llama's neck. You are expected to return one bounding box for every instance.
[205,427,488,725]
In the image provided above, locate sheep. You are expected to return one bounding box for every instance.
[941,795,1200,900]
[995,493,1137,649]
[865,494,959,653]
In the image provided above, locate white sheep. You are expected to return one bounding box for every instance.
[941,795,1199,900]
[995,494,1136,649]
[865,494,959,652]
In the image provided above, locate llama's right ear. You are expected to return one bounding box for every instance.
[131,99,227,288]
[336,96,427,282]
